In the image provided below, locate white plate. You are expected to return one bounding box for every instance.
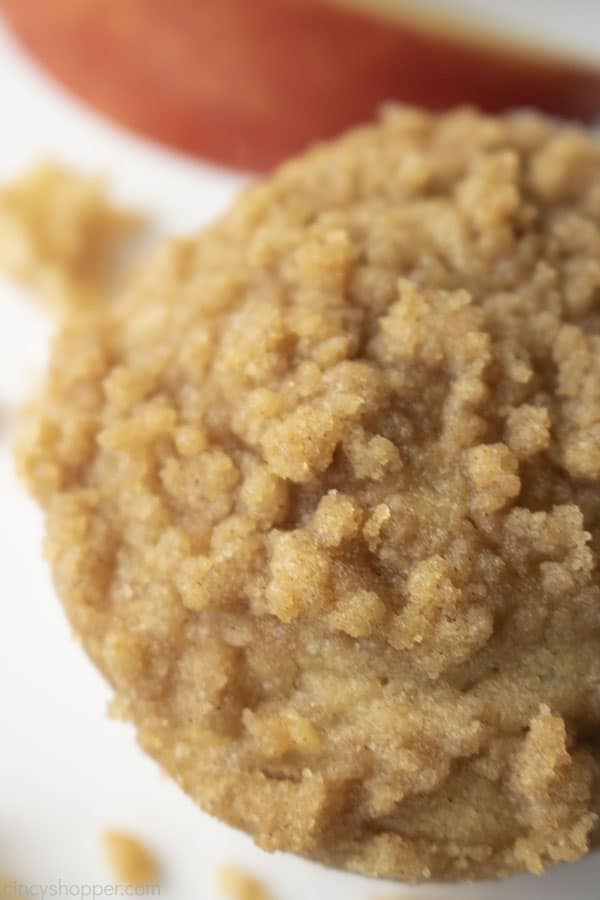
[1,12,600,900]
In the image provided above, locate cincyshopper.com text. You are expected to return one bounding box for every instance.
[1,881,160,899]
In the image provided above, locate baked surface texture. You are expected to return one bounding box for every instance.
[20,108,600,882]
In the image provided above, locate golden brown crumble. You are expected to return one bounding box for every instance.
[0,162,144,308]
[0,874,15,895]
[18,108,600,882]
[216,865,274,900]
[103,830,159,886]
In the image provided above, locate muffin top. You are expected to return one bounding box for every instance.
[21,108,600,881]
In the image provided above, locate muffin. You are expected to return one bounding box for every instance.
[20,108,600,882]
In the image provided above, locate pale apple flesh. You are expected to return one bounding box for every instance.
[2,0,600,171]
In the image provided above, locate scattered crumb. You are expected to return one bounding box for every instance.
[0,875,18,899]
[216,865,275,900]
[103,830,160,887]
[0,162,145,309]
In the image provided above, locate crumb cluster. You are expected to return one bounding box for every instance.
[217,865,273,900]
[103,830,159,886]
[0,162,143,308]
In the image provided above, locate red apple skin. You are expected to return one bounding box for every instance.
[2,0,600,171]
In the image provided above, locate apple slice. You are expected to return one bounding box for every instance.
[2,0,600,171]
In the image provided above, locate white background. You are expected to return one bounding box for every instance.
[1,6,600,898]
[416,0,600,58]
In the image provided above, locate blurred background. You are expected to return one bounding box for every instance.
[2,0,600,172]
[1,1,600,898]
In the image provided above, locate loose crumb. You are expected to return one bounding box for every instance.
[0,875,19,899]
[216,866,274,900]
[0,162,145,309]
[103,830,160,886]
